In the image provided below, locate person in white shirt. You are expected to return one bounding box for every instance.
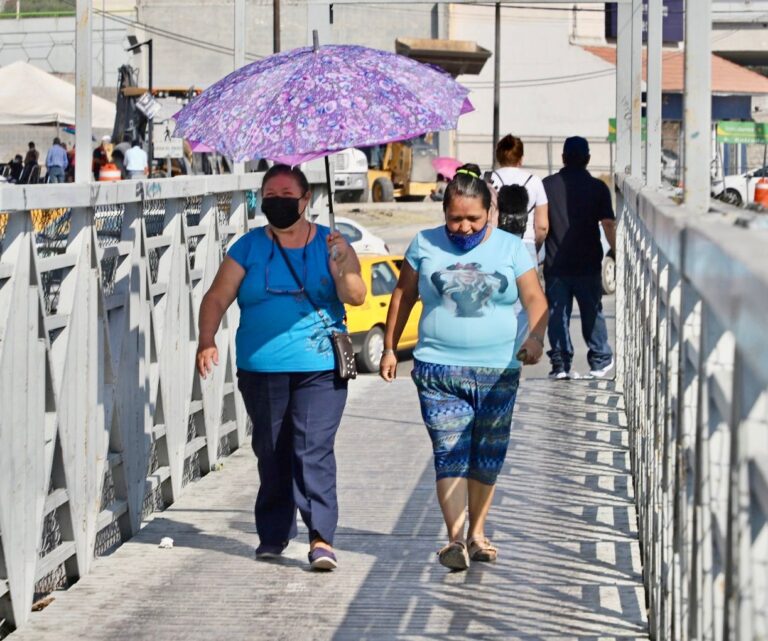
[489,134,550,352]
[124,140,148,179]
[489,134,549,266]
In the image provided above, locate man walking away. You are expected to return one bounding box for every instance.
[124,140,148,179]
[542,136,616,380]
[45,137,68,184]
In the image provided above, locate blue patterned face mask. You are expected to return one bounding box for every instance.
[446,225,487,251]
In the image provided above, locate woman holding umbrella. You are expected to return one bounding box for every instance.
[380,164,548,571]
[196,164,366,571]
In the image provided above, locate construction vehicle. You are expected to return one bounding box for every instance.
[367,139,439,202]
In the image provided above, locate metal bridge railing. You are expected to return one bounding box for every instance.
[0,174,277,634]
[616,174,768,640]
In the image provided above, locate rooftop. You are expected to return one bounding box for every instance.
[583,45,768,95]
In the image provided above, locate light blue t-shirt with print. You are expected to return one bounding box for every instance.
[405,226,535,369]
[227,225,345,373]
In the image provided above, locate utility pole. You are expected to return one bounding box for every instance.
[101,0,105,88]
[75,0,92,183]
[274,0,281,53]
[492,2,500,169]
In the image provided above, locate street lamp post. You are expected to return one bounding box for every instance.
[126,36,154,174]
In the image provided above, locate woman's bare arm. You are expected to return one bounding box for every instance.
[197,256,245,378]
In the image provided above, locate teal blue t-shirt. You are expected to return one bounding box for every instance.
[227,225,345,373]
[405,226,535,369]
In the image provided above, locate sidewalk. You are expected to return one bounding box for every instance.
[11,374,647,640]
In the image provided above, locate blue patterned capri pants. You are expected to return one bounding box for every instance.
[411,360,521,485]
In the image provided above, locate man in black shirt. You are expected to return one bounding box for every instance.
[542,137,616,379]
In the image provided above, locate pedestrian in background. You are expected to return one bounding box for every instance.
[542,136,616,380]
[24,141,39,168]
[124,140,148,179]
[45,137,68,183]
[112,134,132,179]
[490,134,550,353]
[380,163,548,571]
[490,134,549,264]
[92,135,111,180]
[196,164,366,572]
[8,154,23,183]
[65,144,76,182]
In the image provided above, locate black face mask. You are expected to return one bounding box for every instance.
[261,196,303,229]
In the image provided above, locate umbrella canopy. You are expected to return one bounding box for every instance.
[173,44,472,164]
[0,60,115,128]
[431,156,463,181]
[189,140,214,153]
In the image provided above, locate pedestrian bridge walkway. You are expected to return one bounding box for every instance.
[10,375,647,640]
[1,173,765,640]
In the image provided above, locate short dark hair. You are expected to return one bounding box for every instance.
[262,163,310,195]
[53,137,61,145]
[28,141,35,148]
[131,139,140,147]
[443,163,491,213]
[14,154,22,161]
[562,136,590,168]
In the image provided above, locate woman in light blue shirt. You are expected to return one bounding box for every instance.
[380,164,548,571]
[196,164,366,571]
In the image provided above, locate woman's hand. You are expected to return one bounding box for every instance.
[327,231,354,270]
[196,342,219,379]
[379,352,398,382]
[517,336,544,365]
[327,231,366,305]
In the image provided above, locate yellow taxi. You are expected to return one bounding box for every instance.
[345,255,421,372]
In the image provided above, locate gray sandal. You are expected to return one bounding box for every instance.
[467,536,497,562]
[437,541,470,571]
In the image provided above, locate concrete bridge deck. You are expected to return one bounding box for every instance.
[11,373,647,641]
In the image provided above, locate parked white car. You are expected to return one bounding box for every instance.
[713,165,768,207]
[246,213,388,255]
[335,217,389,255]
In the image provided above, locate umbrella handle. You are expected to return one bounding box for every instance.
[324,154,336,232]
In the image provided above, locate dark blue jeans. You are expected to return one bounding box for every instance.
[237,369,348,546]
[545,273,613,372]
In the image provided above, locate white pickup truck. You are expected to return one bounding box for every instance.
[330,148,369,203]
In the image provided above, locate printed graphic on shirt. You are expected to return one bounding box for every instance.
[306,328,333,355]
[430,262,509,318]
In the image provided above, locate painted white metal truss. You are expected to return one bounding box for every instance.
[616,175,768,640]
[0,174,264,630]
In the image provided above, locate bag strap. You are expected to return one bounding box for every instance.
[272,232,335,331]
[522,174,535,213]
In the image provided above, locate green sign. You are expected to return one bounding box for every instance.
[715,121,768,144]
[608,117,647,142]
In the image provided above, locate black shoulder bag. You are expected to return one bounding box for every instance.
[273,235,357,380]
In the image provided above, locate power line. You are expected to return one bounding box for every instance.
[58,0,266,60]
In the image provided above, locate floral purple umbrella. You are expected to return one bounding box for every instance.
[173,36,472,228]
[174,41,472,165]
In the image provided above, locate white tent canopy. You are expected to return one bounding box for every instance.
[0,60,115,128]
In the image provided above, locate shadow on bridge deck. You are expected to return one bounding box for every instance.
[10,375,648,641]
